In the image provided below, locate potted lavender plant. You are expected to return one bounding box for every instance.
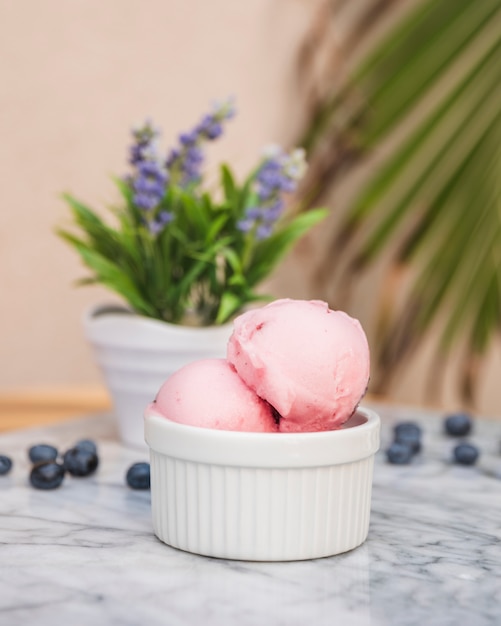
[59,99,326,448]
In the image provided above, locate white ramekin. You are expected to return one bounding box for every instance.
[144,406,380,561]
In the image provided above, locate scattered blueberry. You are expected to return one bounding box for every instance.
[126,462,151,490]
[388,421,422,459]
[453,443,479,466]
[0,455,13,476]
[74,439,97,454]
[63,447,99,477]
[394,429,422,453]
[30,461,65,489]
[386,442,414,465]
[444,413,472,437]
[28,444,58,464]
[394,422,422,439]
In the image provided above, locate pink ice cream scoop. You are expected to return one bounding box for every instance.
[151,358,278,433]
[227,299,370,432]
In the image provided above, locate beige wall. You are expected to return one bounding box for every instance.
[0,0,317,386]
[1,0,500,416]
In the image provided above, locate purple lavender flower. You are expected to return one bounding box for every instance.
[244,207,264,220]
[129,120,160,166]
[166,98,235,187]
[165,148,180,169]
[238,147,307,239]
[197,115,223,140]
[266,200,284,222]
[256,223,274,240]
[127,120,171,235]
[132,160,168,212]
[179,131,198,147]
[126,100,236,235]
[148,210,174,235]
[236,218,254,233]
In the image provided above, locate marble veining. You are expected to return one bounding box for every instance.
[1,404,501,626]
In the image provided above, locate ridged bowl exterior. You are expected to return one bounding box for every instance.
[146,407,380,561]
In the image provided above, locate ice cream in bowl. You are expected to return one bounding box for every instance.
[144,299,380,561]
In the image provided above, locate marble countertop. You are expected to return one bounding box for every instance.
[1,404,500,626]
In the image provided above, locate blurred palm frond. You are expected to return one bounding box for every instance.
[298,0,501,402]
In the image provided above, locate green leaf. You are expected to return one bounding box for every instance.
[220,246,244,275]
[62,193,105,229]
[346,30,501,230]
[220,164,238,204]
[247,208,328,285]
[355,83,501,267]
[215,291,242,324]
[68,240,154,315]
[298,0,501,402]
[205,214,230,244]
[362,0,501,145]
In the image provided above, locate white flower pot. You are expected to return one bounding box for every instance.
[84,304,233,449]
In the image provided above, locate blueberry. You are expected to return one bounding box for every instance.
[74,439,97,454]
[126,462,151,490]
[444,413,472,437]
[30,461,65,489]
[394,422,422,439]
[386,442,414,465]
[453,443,479,466]
[28,444,58,464]
[0,455,13,476]
[63,447,99,477]
[394,430,422,453]
[392,422,422,454]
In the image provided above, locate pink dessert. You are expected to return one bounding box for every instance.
[227,299,369,432]
[152,358,278,432]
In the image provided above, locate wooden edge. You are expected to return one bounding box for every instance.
[0,385,111,409]
[0,385,112,433]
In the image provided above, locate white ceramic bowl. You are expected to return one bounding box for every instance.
[144,406,380,561]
